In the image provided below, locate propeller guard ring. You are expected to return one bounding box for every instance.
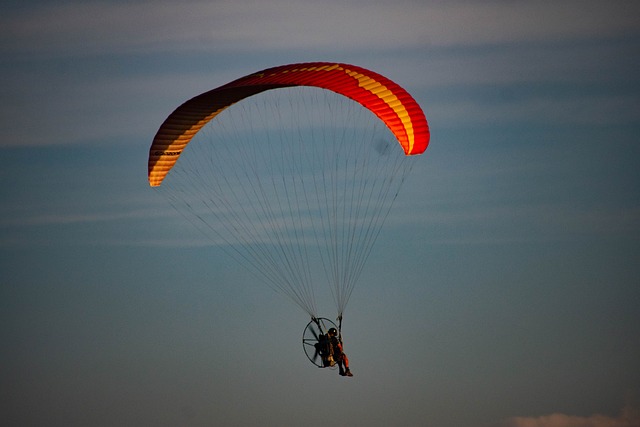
[302,317,339,368]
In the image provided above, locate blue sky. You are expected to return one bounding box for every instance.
[2,1,639,426]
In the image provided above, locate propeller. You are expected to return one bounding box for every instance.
[309,324,320,340]
[302,317,338,368]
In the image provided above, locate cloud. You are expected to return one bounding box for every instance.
[503,406,640,427]
[2,0,638,59]
[429,91,640,130]
[1,1,637,148]
[0,70,226,147]
[0,209,157,227]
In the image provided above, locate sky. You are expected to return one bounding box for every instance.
[1,1,639,426]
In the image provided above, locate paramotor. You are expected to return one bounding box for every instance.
[148,63,429,363]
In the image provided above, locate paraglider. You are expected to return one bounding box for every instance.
[148,62,429,372]
[303,317,352,376]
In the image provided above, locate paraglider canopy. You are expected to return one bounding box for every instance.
[149,62,429,187]
[148,62,429,321]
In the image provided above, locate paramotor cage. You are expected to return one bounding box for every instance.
[302,318,340,368]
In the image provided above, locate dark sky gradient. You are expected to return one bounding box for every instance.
[2,1,639,426]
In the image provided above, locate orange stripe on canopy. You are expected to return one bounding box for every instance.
[148,62,430,187]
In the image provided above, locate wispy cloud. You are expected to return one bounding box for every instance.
[503,405,640,427]
[431,92,640,129]
[0,208,163,227]
[2,0,638,59]
[0,70,227,147]
[2,1,637,148]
